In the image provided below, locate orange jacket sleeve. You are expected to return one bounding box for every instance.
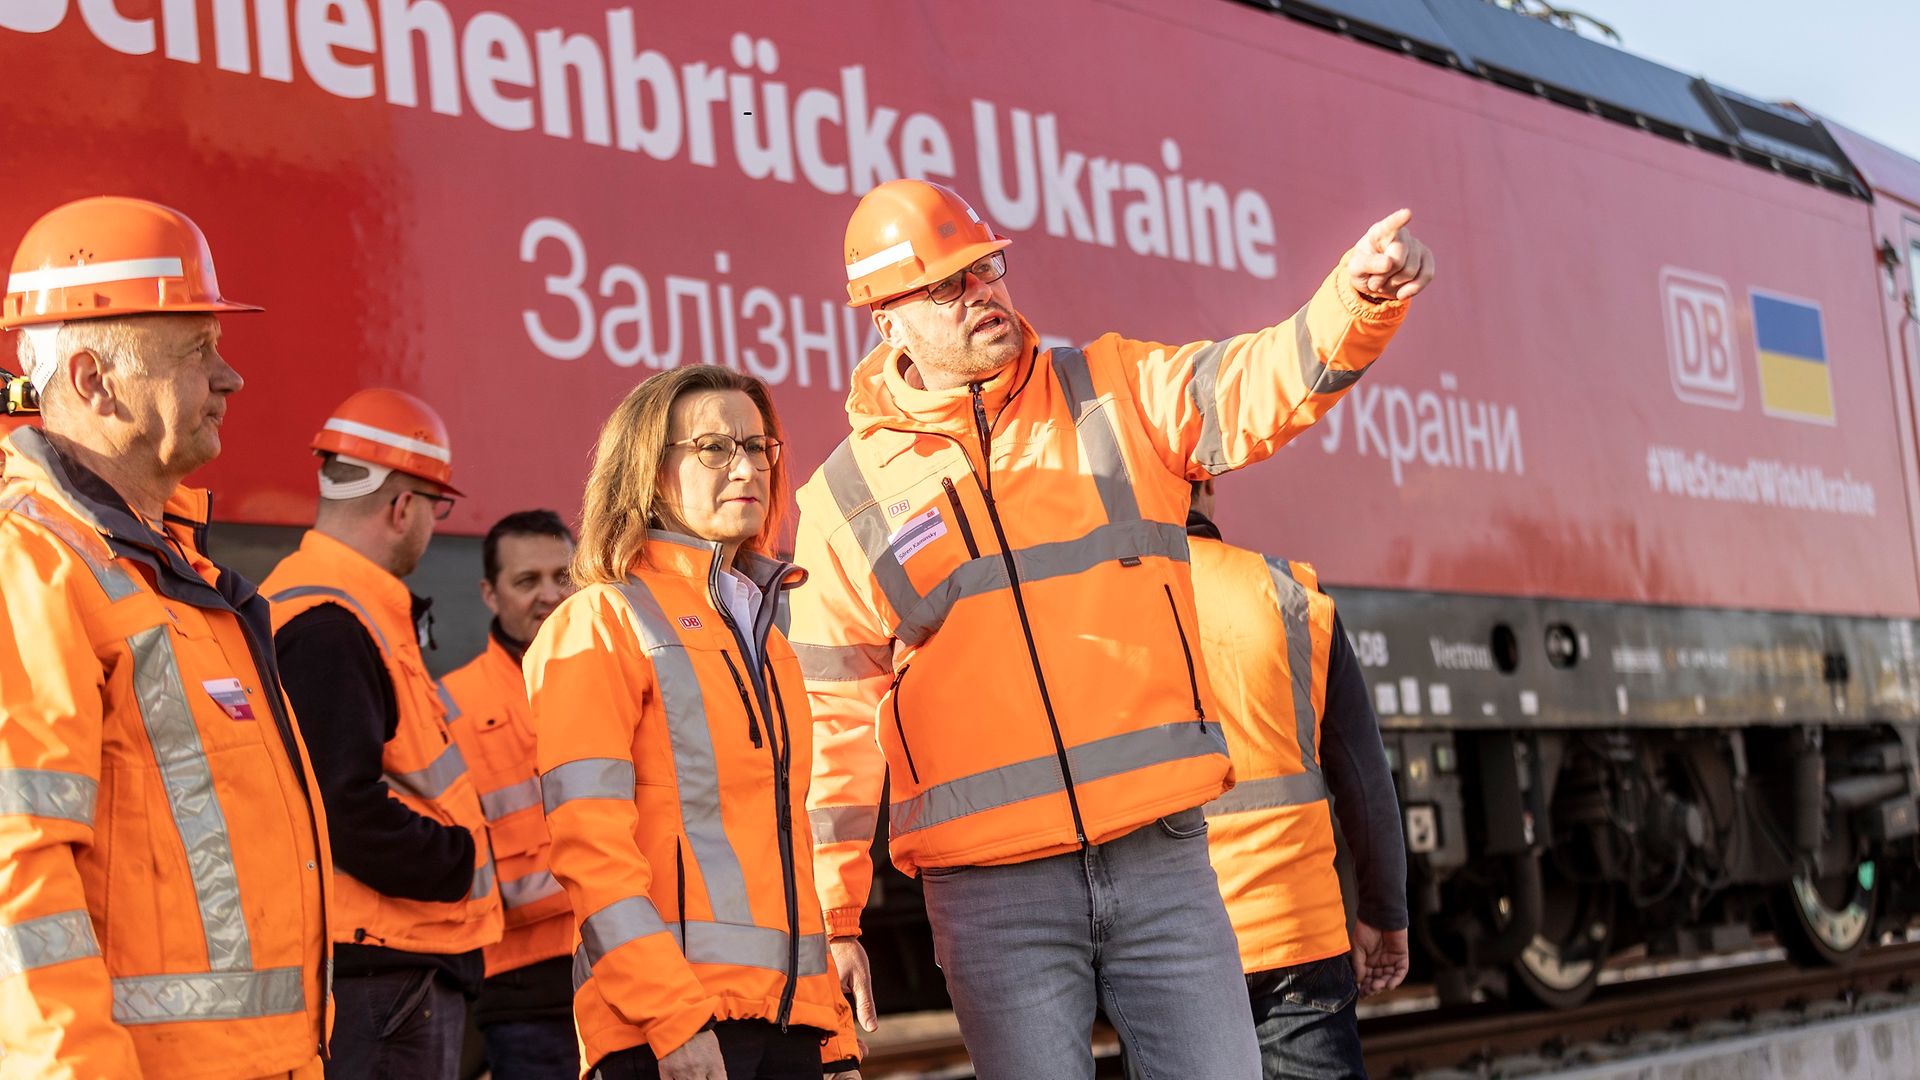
[787,501,892,939]
[0,520,143,1078]
[1106,264,1408,480]
[528,588,714,1060]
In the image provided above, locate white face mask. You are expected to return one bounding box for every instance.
[22,323,62,392]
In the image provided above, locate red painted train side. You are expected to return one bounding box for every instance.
[4,0,1913,620]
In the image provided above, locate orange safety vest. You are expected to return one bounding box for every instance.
[263,530,503,956]
[1189,538,1349,972]
[528,533,859,1068]
[791,267,1405,933]
[443,635,572,977]
[0,429,332,1077]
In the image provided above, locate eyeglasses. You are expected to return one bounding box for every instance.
[394,489,457,520]
[669,433,783,471]
[906,252,1007,306]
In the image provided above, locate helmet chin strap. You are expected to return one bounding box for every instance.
[318,454,396,500]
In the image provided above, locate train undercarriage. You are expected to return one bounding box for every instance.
[858,588,1920,1014]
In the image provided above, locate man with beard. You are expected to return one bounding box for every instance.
[443,510,579,1079]
[264,389,503,1078]
[792,179,1433,1078]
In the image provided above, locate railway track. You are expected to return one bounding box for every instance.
[857,941,1920,1079]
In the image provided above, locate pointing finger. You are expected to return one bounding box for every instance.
[1366,208,1414,250]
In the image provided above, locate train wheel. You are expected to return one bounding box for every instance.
[1775,860,1877,966]
[1510,882,1610,1009]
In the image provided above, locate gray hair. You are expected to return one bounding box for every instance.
[17,318,146,406]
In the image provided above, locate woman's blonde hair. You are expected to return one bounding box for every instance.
[572,365,789,585]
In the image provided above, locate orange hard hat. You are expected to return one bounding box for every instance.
[312,388,462,496]
[843,180,1012,308]
[2,196,261,329]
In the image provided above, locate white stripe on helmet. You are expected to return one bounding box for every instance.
[844,240,916,281]
[323,417,452,463]
[8,257,187,294]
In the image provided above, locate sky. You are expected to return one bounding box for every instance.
[1562,0,1916,159]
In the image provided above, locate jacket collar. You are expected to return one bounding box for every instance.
[638,530,806,663]
[640,529,805,594]
[4,427,230,605]
[488,619,528,666]
[844,314,1042,438]
[294,528,427,635]
[1185,509,1224,542]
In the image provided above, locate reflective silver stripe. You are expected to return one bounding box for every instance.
[822,440,922,621]
[1185,339,1231,476]
[266,586,392,654]
[1295,302,1364,396]
[0,768,97,825]
[481,776,544,821]
[0,909,100,979]
[1266,557,1322,774]
[470,852,497,900]
[111,965,304,1025]
[614,581,754,925]
[1051,348,1140,523]
[13,496,140,601]
[1203,772,1328,816]
[895,519,1189,648]
[502,868,563,910]
[791,641,891,683]
[573,908,829,985]
[383,741,470,802]
[435,680,461,721]
[129,626,251,972]
[892,721,1226,837]
[684,923,828,977]
[580,895,668,969]
[541,758,635,814]
[809,805,879,847]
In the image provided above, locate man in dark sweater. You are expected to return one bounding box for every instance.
[265,389,502,1078]
[1185,479,1408,1080]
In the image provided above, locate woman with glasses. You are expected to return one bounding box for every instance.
[527,365,862,1080]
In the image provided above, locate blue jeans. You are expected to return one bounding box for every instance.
[1247,956,1367,1079]
[326,968,466,1079]
[481,1016,580,1080]
[921,806,1260,1080]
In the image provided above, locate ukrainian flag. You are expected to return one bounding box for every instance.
[1752,293,1833,422]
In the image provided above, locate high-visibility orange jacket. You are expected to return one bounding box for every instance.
[263,531,503,956]
[0,429,332,1078]
[791,267,1406,933]
[1189,537,1348,972]
[443,634,571,977]
[528,532,860,1069]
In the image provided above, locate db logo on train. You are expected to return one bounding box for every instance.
[1661,267,1741,410]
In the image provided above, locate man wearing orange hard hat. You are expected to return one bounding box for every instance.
[792,179,1433,1077]
[263,389,502,1079]
[0,197,334,1076]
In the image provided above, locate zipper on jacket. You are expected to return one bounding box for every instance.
[765,663,802,1029]
[970,383,1088,846]
[675,840,688,951]
[720,650,764,748]
[1162,585,1207,732]
[711,561,804,1029]
[889,665,920,784]
[941,477,982,560]
[351,928,387,946]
